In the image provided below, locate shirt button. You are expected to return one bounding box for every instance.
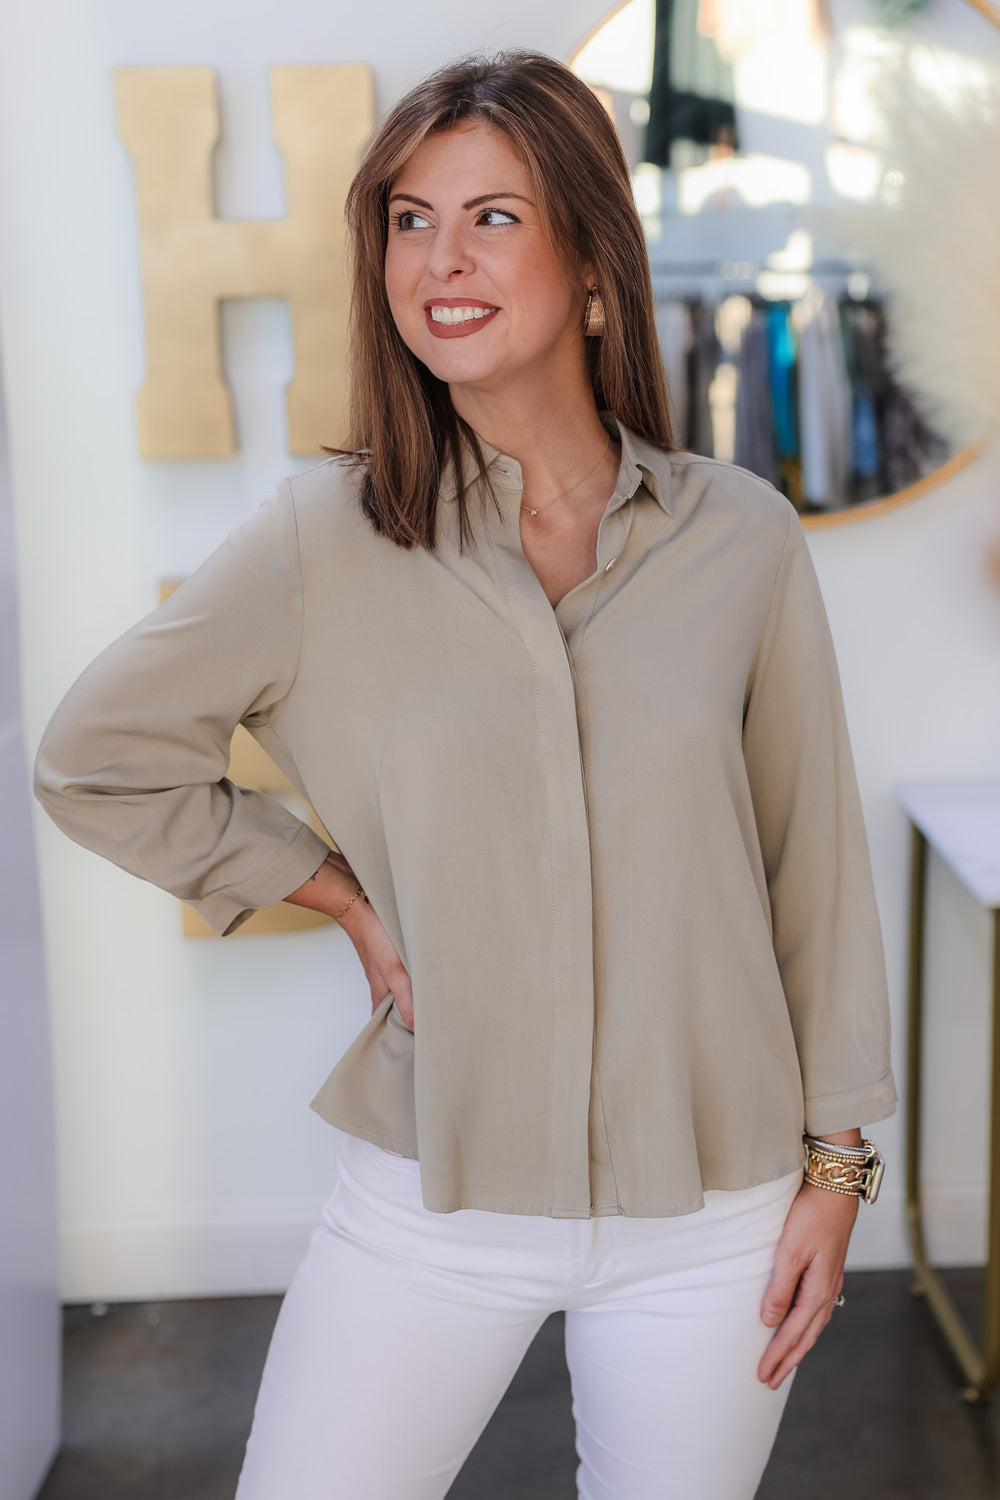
[604,557,617,572]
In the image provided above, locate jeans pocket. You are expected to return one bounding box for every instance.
[342,1136,423,1228]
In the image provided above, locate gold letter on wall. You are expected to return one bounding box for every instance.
[115,65,374,458]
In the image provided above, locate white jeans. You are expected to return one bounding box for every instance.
[235,1133,803,1500]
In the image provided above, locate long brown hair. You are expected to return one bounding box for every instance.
[329,49,675,551]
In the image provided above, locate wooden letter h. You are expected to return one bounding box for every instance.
[115,65,374,457]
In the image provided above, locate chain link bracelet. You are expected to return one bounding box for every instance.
[332,883,369,923]
[802,1134,884,1204]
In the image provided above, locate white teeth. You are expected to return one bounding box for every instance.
[429,305,498,325]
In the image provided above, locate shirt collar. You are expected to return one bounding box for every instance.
[605,415,673,516]
[442,412,674,516]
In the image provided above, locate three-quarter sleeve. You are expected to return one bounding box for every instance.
[742,505,897,1135]
[33,481,332,936]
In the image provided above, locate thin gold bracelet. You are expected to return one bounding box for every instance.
[332,883,369,923]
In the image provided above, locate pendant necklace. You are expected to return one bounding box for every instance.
[520,431,612,517]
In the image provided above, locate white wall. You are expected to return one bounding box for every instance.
[2,0,999,1301]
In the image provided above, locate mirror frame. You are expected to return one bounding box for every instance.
[568,0,1000,528]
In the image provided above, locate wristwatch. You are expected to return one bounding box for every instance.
[802,1134,884,1204]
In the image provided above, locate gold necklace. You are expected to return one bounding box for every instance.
[519,431,613,517]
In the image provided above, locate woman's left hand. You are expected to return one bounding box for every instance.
[757,1180,858,1389]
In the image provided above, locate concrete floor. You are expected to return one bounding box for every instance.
[36,1268,1000,1499]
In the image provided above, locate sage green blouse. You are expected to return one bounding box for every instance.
[33,416,897,1218]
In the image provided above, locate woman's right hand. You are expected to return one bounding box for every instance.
[283,851,414,1027]
[339,896,415,1027]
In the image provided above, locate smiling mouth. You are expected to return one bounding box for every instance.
[424,303,501,340]
[428,304,499,325]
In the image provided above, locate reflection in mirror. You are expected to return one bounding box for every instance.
[571,0,999,523]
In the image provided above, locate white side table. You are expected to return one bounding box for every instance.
[895,779,1000,1402]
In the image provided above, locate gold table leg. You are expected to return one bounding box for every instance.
[905,822,1000,1402]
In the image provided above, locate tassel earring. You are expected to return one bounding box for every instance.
[583,286,606,337]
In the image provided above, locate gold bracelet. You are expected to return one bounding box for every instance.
[332,882,369,923]
[802,1135,884,1204]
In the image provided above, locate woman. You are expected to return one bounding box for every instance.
[34,50,896,1499]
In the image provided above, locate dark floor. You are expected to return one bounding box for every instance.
[35,1268,1000,1499]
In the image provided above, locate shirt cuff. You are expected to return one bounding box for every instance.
[803,1067,898,1138]
[187,823,333,936]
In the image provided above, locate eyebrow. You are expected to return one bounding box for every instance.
[387,191,533,210]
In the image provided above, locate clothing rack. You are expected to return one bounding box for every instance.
[652,259,866,277]
[650,265,942,510]
[650,262,884,304]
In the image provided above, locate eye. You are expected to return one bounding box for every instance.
[479,207,520,226]
[391,209,431,232]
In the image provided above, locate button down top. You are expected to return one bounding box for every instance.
[33,416,897,1218]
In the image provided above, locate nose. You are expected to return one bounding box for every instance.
[426,219,475,282]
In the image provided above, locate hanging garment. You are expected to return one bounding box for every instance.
[645,0,739,168]
[687,295,720,456]
[853,391,880,494]
[711,295,755,463]
[868,301,951,495]
[794,285,852,509]
[881,382,951,493]
[766,304,798,460]
[715,293,755,358]
[841,302,883,502]
[654,297,694,442]
[734,307,778,485]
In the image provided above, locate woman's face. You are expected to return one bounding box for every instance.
[384,120,589,407]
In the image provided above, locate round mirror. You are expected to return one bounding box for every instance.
[570,0,1000,529]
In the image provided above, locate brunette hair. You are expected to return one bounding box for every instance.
[329,49,675,550]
